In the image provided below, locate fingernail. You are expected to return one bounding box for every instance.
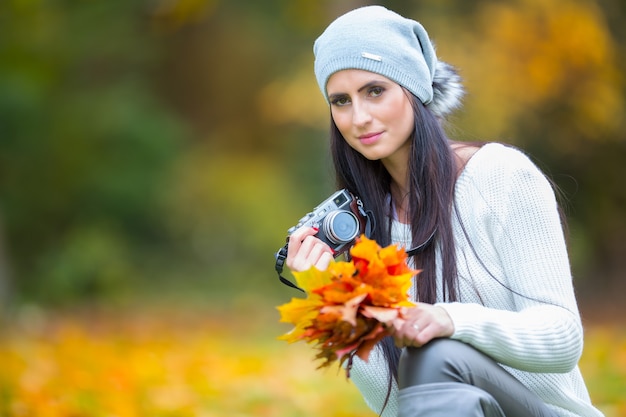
[312,227,319,232]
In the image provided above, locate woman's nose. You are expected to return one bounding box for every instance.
[352,101,372,126]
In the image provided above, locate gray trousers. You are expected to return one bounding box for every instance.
[397,339,558,417]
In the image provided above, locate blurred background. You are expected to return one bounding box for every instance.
[2,0,625,312]
[0,0,625,415]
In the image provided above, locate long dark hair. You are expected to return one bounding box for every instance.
[329,90,460,393]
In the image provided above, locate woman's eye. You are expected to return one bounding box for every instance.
[331,96,350,106]
[368,86,384,97]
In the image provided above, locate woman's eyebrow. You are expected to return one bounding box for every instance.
[357,80,389,93]
[328,92,347,102]
[328,79,390,101]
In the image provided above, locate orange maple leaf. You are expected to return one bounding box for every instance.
[320,293,367,327]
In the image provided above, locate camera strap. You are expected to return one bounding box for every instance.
[274,244,305,292]
[405,229,437,257]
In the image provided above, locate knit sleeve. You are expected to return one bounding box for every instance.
[438,146,584,373]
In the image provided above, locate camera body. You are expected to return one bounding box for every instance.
[275,189,372,291]
[287,189,366,256]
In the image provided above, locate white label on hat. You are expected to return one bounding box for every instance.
[361,52,382,61]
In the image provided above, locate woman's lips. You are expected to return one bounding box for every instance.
[358,131,383,145]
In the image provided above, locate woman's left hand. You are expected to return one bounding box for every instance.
[388,304,455,348]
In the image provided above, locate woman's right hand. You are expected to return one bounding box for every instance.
[285,226,335,272]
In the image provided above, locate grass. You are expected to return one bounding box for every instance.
[0,302,623,417]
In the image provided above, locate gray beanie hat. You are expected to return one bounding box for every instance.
[314,5,464,118]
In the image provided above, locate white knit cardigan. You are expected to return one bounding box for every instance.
[348,143,604,417]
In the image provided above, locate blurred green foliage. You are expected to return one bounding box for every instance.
[0,0,624,308]
[0,1,186,304]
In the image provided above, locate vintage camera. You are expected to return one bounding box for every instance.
[275,189,372,291]
[287,189,366,254]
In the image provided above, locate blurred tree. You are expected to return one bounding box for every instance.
[448,0,626,296]
[0,1,186,304]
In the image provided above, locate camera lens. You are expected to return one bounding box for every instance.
[323,210,359,244]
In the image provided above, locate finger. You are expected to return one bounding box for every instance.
[308,238,333,260]
[286,227,320,270]
[287,234,332,272]
[399,318,421,334]
[409,327,422,347]
[390,318,407,348]
[298,235,329,259]
[398,306,411,318]
[416,321,449,346]
[393,319,423,348]
[411,323,435,347]
[390,318,405,334]
[287,226,319,258]
[289,225,319,241]
[314,251,334,271]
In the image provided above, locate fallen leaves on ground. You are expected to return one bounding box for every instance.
[0,305,623,417]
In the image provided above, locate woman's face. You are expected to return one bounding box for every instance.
[326,69,414,166]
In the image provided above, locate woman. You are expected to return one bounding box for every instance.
[285,5,603,417]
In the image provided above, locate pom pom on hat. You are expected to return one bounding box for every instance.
[313,5,465,118]
[430,61,465,118]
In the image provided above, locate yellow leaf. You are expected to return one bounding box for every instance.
[276,297,322,326]
[293,266,333,293]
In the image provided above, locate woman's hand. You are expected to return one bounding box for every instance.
[285,226,335,272]
[389,304,455,348]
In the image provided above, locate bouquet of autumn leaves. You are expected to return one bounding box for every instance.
[277,236,418,374]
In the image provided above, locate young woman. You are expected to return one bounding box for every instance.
[285,5,603,417]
